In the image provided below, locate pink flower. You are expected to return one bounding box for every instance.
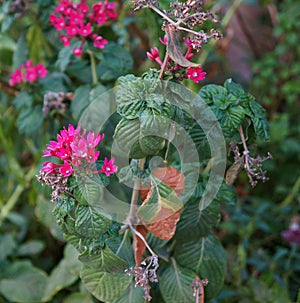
[41,162,60,174]
[159,35,168,45]
[78,22,92,37]
[99,157,118,176]
[92,35,108,49]
[9,60,48,86]
[187,66,206,83]
[73,47,83,56]
[146,47,162,65]
[59,161,73,176]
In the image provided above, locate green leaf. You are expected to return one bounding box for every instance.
[174,233,226,301]
[160,258,196,303]
[75,205,111,238]
[42,244,81,301]
[114,118,146,159]
[17,105,44,136]
[16,240,45,256]
[80,266,131,302]
[71,85,91,121]
[220,106,245,137]
[56,45,74,72]
[97,42,133,82]
[27,24,50,62]
[0,234,16,260]
[75,175,104,206]
[1,15,14,32]
[199,84,227,105]
[138,177,183,224]
[248,101,270,140]
[79,245,128,272]
[0,261,48,303]
[176,198,220,238]
[112,282,145,303]
[13,34,28,69]
[62,292,94,303]
[13,91,33,110]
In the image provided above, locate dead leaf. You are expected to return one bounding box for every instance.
[165,25,199,68]
[225,157,244,185]
[140,166,185,200]
[133,225,148,266]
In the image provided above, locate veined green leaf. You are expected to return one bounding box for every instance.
[199,84,227,105]
[174,233,226,301]
[75,205,111,238]
[160,258,196,303]
[71,85,91,121]
[220,105,245,137]
[80,266,131,302]
[112,282,145,303]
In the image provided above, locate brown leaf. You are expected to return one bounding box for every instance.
[140,166,185,200]
[133,225,148,266]
[165,25,199,68]
[225,158,244,185]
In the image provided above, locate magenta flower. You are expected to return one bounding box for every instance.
[187,66,206,83]
[42,124,116,179]
[146,47,162,65]
[100,157,118,176]
[59,161,73,177]
[282,219,300,247]
[9,60,48,87]
[50,0,118,56]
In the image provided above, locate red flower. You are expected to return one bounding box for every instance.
[100,157,118,176]
[187,66,206,83]
[146,47,162,65]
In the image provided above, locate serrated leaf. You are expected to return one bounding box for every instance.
[114,118,146,158]
[75,205,111,238]
[160,258,196,303]
[71,85,91,120]
[174,233,226,301]
[13,92,33,110]
[0,261,47,303]
[251,116,270,140]
[79,245,128,272]
[112,282,145,303]
[176,198,220,238]
[75,175,104,206]
[80,266,131,302]
[166,25,198,68]
[220,106,245,137]
[199,84,227,105]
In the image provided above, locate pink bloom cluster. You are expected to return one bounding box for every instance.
[146,36,206,83]
[9,60,48,87]
[42,124,117,177]
[50,0,118,56]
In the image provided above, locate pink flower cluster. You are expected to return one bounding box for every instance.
[9,60,48,87]
[42,124,117,177]
[50,0,118,56]
[146,36,206,83]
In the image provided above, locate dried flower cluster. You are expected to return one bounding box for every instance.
[9,60,48,87]
[125,255,159,301]
[50,0,118,56]
[3,0,32,16]
[36,171,69,202]
[42,92,74,116]
[230,141,272,187]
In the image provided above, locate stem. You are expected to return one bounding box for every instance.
[198,0,244,65]
[0,166,36,227]
[127,157,146,225]
[238,125,249,153]
[159,52,169,79]
[87,50,99,85]
[128,222,156,256]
